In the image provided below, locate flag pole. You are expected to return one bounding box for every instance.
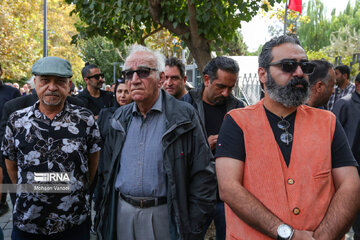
[284,0,288,35]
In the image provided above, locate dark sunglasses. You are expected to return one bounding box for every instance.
[122,67,157,80]
[87,73,104,80]
[268,60,315,75]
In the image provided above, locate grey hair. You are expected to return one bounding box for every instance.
[258,35,302,69]
[125,45,165,77]
[308,60,333,87]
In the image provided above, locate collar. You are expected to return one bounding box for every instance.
[31,100,69,120]
[132,91,163,116]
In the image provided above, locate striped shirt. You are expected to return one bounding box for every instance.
[327,83,355,111]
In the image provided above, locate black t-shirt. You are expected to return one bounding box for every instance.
[215,107,358,168]
[203,101,227,136]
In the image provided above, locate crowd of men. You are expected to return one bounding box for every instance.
[0,34,360,240]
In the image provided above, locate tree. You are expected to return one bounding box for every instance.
[297,0,330,51]
[145,29,184,58]
[66,0,281,71]
[78,36,128,85]
[214,31,248,56]
[298,0,360,51]
[261,1,309,37]
[0,0,84,84]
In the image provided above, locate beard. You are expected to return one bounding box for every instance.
[42,92,62,106]
[211,95,226,105]
[265,71,310,107]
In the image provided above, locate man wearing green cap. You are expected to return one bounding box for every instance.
[1,56,101,240]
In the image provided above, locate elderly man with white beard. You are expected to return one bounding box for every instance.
[215,35,360,240]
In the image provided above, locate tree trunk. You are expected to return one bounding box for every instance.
[148,0,212,72]
[184,39,211,73]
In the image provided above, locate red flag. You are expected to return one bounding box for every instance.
[288,0,302,14]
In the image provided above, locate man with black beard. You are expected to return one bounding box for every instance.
[215,35,360,240]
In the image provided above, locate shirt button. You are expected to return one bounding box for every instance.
[293,208,300,215]
[287,178,295,185]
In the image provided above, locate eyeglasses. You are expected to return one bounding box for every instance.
[87,73,104,80]
[268,60,315,75]
[122,67,157,80]
[277,118,293,145]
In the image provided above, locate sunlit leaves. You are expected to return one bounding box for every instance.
[0,0,84,84]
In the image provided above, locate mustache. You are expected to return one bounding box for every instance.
[44,92,61,97]
[290,77,309,88]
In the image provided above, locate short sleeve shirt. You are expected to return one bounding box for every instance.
[1,101,102,235]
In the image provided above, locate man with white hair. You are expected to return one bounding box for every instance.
[96,45,216,240]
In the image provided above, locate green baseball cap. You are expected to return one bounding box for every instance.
[32,56,73,78]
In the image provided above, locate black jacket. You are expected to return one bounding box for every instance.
[332,91,360,148]
[183,84,245,126]
[77,88,114,116]
[96,90,216,240]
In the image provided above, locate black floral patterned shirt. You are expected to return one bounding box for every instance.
[1,101,102,235]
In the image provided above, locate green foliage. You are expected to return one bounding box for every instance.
[262,0,309,36]
[298,0,360,51]
[248,44,264,56]
[0,0,84,83]
[78,36,127,85]
[145,29,184,58]
[306,49,329,61]
[65,0,281,70]
[307,25,360,80]
[213,31,248,56]
[297,0,330,51]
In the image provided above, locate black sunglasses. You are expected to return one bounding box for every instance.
[268,60,315,75]
[87,73,104,80]
[122,67,157,80]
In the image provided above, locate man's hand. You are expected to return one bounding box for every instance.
[314,166,360,240]
[292,230,315,240]
[208,135,218,151]
[88,151,99,184]
[5,159,17,184]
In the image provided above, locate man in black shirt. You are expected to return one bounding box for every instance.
[183,56,245,240]
[77,63,114,118]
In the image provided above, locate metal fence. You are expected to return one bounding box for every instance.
[236,73,262,105]
[185,63,261,106]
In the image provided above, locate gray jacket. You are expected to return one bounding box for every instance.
[332,91,360,147]
[96,90,216,240]
[183,84,245,125]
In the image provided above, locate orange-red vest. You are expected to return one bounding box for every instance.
[225,100,336,240]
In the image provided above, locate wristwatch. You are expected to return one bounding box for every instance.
[277,223,294,240]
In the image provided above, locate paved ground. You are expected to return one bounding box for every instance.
[0,195,355,240]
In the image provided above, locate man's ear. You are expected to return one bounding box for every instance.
[258,67,267,85]
[315,81,323,93]
[183,76,187,83]
[158,72,165,87]
[204,74,211,87]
